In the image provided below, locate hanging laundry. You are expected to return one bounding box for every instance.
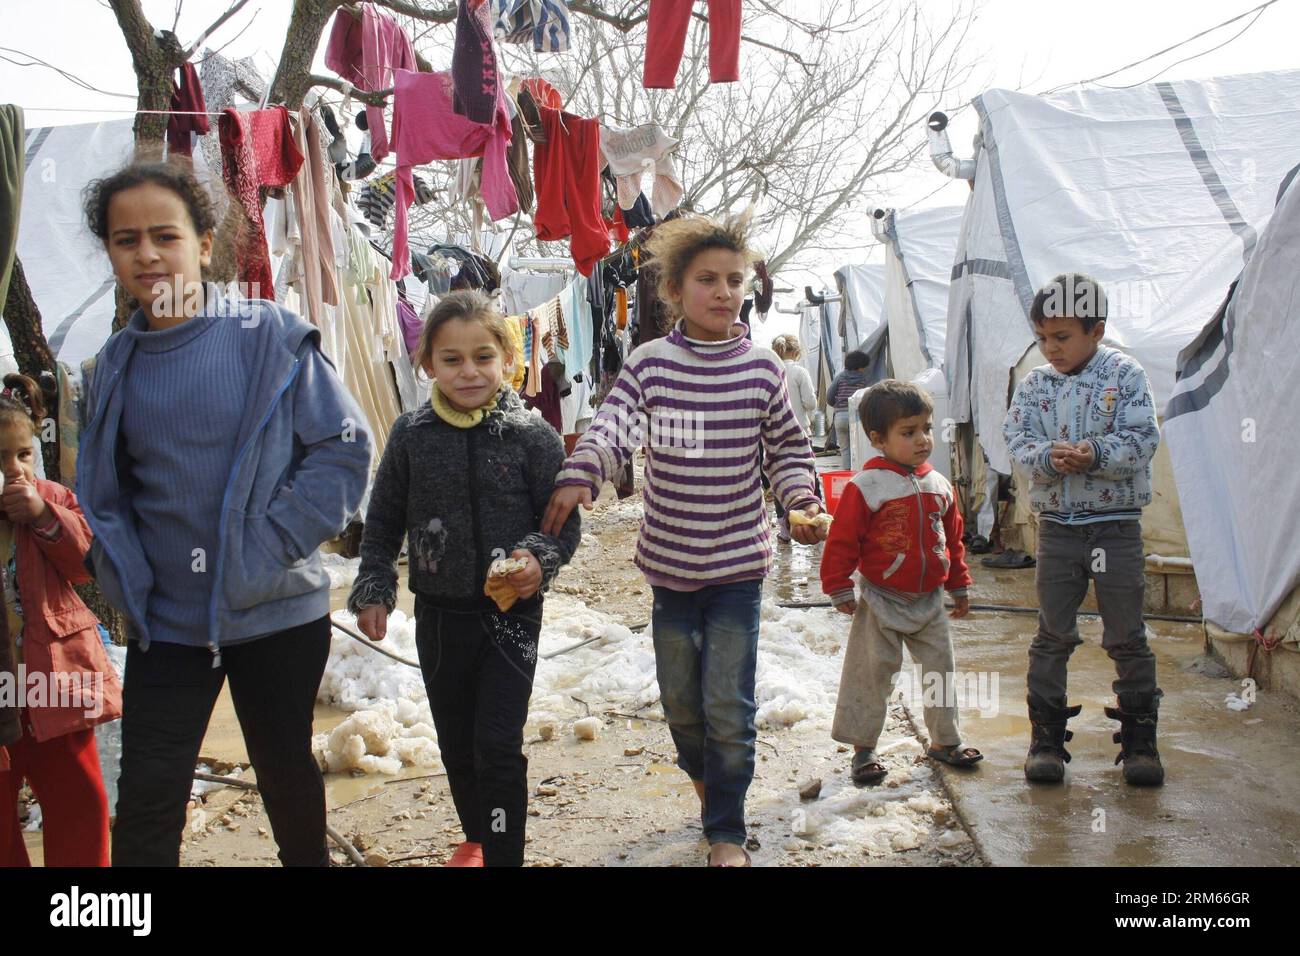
[396,297,423,359]
[643,0,741,89]
[521,361,563,433]
[389,68,518,280]
[167,62,210,158]
[503,312,528,391]
[753,259,773,319]
[534,107,609,277]
[0,105,22,312]
[411,252,454,294]
[492,0,572,53]
[453,0,501,125]
[324,2,417,162]
[505,93,535,213]
[427,242,501,291]
[287,108,341,329]
[357,171,434,231]
[218,106,304,300]
[599,122,684,217]
[560,275,591,382]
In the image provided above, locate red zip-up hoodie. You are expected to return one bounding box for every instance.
[820,457,971,607]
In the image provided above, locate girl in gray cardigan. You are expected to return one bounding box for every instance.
[349,291,581,867]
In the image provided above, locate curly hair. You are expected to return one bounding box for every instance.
[83,161,218,241]
[642,209,761,317]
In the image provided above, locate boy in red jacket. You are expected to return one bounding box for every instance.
[821,380,982,786]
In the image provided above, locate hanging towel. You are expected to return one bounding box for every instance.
[324,2,417,162]
[167,63,210,158]
[389,69,517,280]
[218,106,304,300]
[288,108,341,330]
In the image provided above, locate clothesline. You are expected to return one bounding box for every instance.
[19,105,252,116]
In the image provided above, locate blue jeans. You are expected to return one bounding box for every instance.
[650,580,762,846]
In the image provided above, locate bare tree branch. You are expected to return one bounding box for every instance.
[183,0,254,59]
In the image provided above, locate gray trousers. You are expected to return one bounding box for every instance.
[1030,519,1158,709]
[832,588,961,751]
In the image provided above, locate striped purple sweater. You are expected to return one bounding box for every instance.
[556,322,820,591]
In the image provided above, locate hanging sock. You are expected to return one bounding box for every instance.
[453,0,502,125]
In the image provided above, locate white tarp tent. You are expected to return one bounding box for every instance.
[842,208,963,478]
[833,262,887,363]
[797,296,842,407]
[1165,164,1300,645]
[876,205,964,383]
[946,70,1300,478]
[944,69,1300,556]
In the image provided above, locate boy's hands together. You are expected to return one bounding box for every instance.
[1050,441,1095,475]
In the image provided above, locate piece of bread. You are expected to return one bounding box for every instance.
[788,510,833,531]
[484,557,529,612]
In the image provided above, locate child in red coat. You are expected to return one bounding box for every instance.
[820,380,981,786]
[0,374,122,867]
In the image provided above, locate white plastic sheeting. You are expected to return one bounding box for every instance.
[1165,166,1300,639]
[945,70,1300,476]
[11,120,223,367]
[797,296,842,406]
[833,263,887,360]
[877,206,964,383]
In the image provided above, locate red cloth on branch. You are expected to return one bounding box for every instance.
[324,2,417,162]
[218,107,304,300]
[167,62,210,158]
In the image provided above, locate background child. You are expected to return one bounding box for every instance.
[542,212,826,867]
[769,335,819,542]
[1004,273,1163,786]
[349,290,580,868]
[826,349,873,470]
[0,374,121,867]
[78,161,372,866]
[821,380,980,786]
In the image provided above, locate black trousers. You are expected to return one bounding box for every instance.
[414,597,540,867]
[112,616,331,867]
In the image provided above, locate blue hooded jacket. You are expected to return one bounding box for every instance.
[76,289,373,659]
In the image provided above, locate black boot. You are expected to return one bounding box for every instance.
[1024,701,1083,783]
[1105,694,1165,787]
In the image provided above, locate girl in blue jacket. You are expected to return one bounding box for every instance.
[78,162,372,866]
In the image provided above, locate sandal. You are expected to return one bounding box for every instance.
[851,749,888,786]
[981,549,1035,569]
[928,744,984,768]
[706,845,753,867]
[968,534,992,554]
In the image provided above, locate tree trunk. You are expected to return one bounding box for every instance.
[1,256,58,480]
[2,257,131,644]
[272,0,345,109]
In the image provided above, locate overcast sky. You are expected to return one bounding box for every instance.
[3,0,1297,343]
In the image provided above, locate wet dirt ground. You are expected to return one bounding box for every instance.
[27,454,1299,867]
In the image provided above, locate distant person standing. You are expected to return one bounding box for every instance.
[827,351,872,470]
[769,335,819,540]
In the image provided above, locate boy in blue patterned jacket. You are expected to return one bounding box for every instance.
[1003,274,1164,787]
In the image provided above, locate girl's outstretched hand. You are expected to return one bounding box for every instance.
[357,605,389,642]
[542,484,593,537]
[507,549,543,599]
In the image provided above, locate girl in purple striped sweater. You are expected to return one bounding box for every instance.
[543,213,826,866]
